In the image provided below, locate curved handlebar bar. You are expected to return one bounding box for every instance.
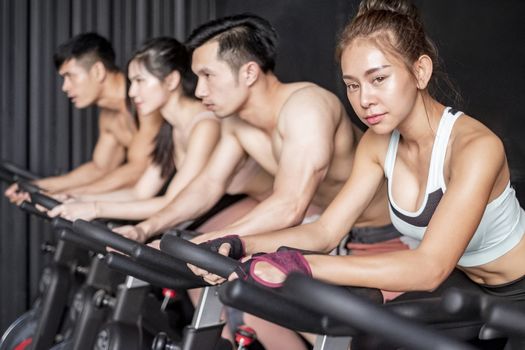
[15,181,60,210]
[18,202,106,254]
[159,230,239,278]
[105,252,206,290]
[29,191,61,210]
[69,221,210,287]
[17,181,41,194]
[0,160,40,181]
[19,201,70,230]
[132,244,207,285]
[72,219,139,254]
[219,278,355,336]
[283,273,476,350]
[19,201,51,220]
[51,217,73,231]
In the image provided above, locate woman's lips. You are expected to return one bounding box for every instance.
[365,113,385,125]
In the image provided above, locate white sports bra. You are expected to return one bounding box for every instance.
[384,107,525,267]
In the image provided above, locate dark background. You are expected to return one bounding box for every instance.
[1,0,524,333]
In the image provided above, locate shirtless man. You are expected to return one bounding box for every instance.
[5,32,161,201]
[116,14,393,245]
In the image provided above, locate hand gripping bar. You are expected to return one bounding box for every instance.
[160,230,239,278]
[72,219,139,255]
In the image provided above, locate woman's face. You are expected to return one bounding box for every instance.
[340,38,419,134]
[128,60,170,116]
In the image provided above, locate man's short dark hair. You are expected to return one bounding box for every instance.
[186,13,278,73]
[53,32,119,72]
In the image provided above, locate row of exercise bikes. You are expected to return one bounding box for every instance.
[0,159,525,350]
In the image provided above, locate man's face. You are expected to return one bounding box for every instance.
[191,41,248,118]
[58,58,101,109]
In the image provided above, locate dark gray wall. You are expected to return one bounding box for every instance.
[0,0,213,333]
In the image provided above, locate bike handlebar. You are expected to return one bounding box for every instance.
[283,273,476,350]
[159,230,239,278]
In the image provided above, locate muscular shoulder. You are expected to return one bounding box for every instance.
[279,83,346,130]
[283,83,343,114]
[99,108,137,141]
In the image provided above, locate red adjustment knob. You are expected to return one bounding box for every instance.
[14,338,33,350]
[162,288,177,299]
[161,288,177,311]
[235,325,257,347]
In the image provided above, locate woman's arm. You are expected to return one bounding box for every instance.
[48,119,220,222]
[47,163,167,220]
[75,164,166,202]
[243,130,389,254]
[267,126,507,291]
[91,118,221,221]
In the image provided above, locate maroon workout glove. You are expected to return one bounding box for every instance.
[236,247,312,288]
[199,235,246,260]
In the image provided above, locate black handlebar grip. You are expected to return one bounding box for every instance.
[72,219,139,254]
[219,279,337,335]
[132,244,206,285]
[0,160,40,181]
[173,228,201,241]
[29,191,61,210]
[51,217,73,231]
[160,232,239,278]
[104,252,206,290]
[58,228,107,255]
[17,203,103,253]
[17,181,41,194]
[284,273,476,350]
[19,201,51,220]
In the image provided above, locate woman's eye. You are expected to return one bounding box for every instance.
[346,83,359,92]
[373,76,387,84]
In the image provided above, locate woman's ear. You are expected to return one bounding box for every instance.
[413,54,433,90]
[165,70,181,91]
[240,61,260,87]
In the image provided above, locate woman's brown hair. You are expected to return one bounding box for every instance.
[337,0,461,106]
